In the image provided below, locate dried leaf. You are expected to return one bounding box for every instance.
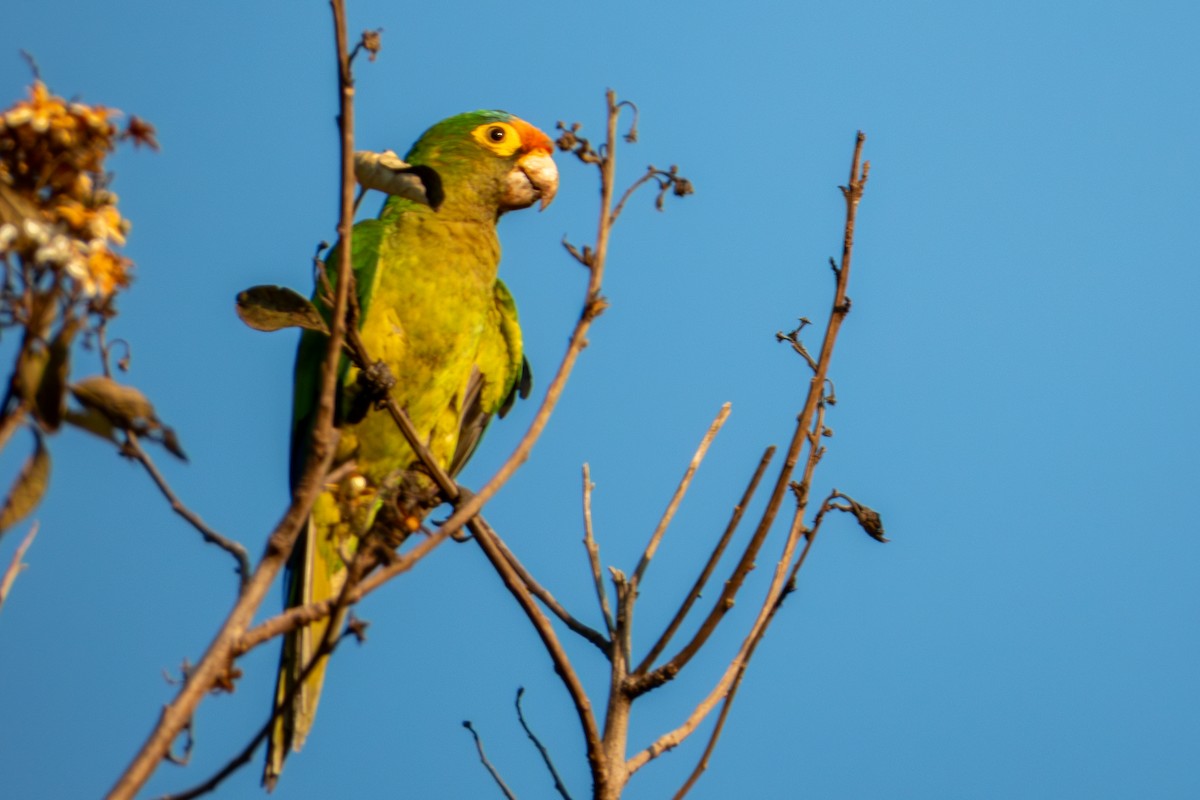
[68,376,187,461]
[63,407,119,445]
[354,150,442,208]
[70,375,155,428]
[838,494,888,543]
[14,341,49,409]
[160,426,187,462]
[235,285,329,335]
[0,433,50,535]
[34,317,80,432]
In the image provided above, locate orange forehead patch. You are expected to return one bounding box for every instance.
[510,117,554,154]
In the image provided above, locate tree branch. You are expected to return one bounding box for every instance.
[581,464,616,639]
[105,4,360,797]
[516,687,574,800]
[628,133,869,699]
[123,432,250,589]
[635,445,775,674]
[463,721,519,800]
[0,521,37,613]
[630,403,730,591]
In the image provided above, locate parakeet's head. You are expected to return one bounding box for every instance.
[404,110,558,219]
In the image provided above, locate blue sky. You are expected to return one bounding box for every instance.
[2,1,1198,798]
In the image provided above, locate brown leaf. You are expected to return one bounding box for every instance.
[68,376,187,461]
[235,285,329,334]
[70,375,155,428]
[837,494,888,543]
[63,407,119,445]
[0,433,50,536]
[34,317,80,432]
[353,151,441,208]
[14,341,49,410]
[160,426,187,462]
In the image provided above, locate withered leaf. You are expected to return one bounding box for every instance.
[0,433,50,536]
[235,285,328,335]
[68,376,187,461]
[63,407,119,445]
[14,342,49,409]
[354,150,442,208]
[837,494,888,543]
[34,317,81,432]
[71,375,155,428]
[160,426,187,462]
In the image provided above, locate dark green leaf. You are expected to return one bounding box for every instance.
[236,285,328,334]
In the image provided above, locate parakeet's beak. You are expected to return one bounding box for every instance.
[502,149,558,212]
[523,150,558,210]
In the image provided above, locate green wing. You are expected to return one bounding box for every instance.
[448,278,531,475]
[266,217,386,790]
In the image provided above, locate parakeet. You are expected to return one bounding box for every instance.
[264,111,558,788]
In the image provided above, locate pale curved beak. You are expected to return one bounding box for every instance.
[523,151,558,210]
[503,150,558,212]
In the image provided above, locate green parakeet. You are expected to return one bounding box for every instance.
[264,111,558,788]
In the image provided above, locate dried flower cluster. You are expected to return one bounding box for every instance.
[0,81,155,301]
[0,81,162,539]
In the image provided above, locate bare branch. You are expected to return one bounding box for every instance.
[463,721,519,800]
[0,521,37,613]
[631,402,731,590]
[484,518,609,653]
[626,504,809,776]
[516,687,574,800]
[636,445,775,674]
[106,4,361,796]
[123,432,250,589]
[166,575,371,800]
[470,519,603,779]
[629,133,869,700]
[671,658,746,799]
[581,464,615,639]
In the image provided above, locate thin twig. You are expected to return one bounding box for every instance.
[484,518,609,653]
[463,721,519,800]
[581,464,615,638]
[163,606,366,800]
[631,402,731,590]
[626,503,809,776]
[635,445,775,674]
[609,166,658,225]
[628,133,869,699]
[516,687,574,800]
[105,5,360,797]
[469,518,602,777]
[124,433,250,589]
[672,657,746,799]
[628,132,870,779]
[0,521,38,613]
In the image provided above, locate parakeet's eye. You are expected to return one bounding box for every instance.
[471,121,522,156]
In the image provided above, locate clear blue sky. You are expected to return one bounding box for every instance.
[2,1,1198,798]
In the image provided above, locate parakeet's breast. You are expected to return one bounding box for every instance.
[341,212,501,488]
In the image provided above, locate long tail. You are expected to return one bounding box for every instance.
[263,511,350,790]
